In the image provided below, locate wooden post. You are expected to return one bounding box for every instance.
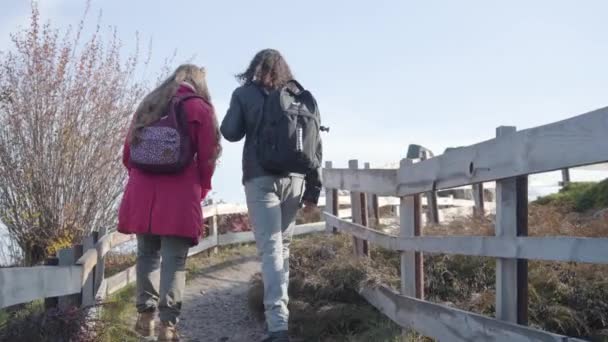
[211,212,219,254]
[324,161,339,233]
[472,183,485,217]
[560,168,571,187]
[364,162,380,228]
[425,191,439,225]
[95,227,106,294]
[495,126,529,325]
[399,159,424,299]
[417,153,439,225]
[349,160,369,257]
[44,257,59,310]
[58,244,83,309]
[81,234,96,307]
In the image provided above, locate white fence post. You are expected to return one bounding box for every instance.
[81,234,96,307]
[472,183,485,216]
[399,158,424,299]
[95,227,106,294]
[364,162,380,228]
[324,161,339,233]
[560,168,571,187]
[495,126,529,325]
[349,160,369,256]
[58,244,83,309]
[211,210,219,254]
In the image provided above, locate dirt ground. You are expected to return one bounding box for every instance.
[178,256,266,342]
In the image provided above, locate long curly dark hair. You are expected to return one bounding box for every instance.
[236,49,294,89]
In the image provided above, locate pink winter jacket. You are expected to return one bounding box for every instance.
[117,84,217,244]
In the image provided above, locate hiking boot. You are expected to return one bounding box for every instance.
[158,321,180,342]
[134,311,155,337]
[262,330,290,342]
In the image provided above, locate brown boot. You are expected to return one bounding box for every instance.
[158,321,180,342]
[134,311,155,337]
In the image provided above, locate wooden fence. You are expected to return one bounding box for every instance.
[322,106,608,341]
[0,206,325,310]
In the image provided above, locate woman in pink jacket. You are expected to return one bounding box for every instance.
[118,64,220,341]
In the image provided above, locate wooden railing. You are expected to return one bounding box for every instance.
[322,106,608,341]
[0,204,325,310]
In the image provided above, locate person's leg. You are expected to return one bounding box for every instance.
[158,236,191,326]
[278,176,304,309]
[245,176,288,333]
[136,234,161,313]
[135,234,161,337]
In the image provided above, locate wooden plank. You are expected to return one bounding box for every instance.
[77,247,98,286]
[324,214,608,263]
[188,237,217,257]
[96,234,113,259]
[396,107,608,196]
[215,223,327,247]
[112,232,136,248]
[323,195,455,209]
[96,278,108,301]
[360,285,584,342]
[202,203,248,216]
[292,222,326,235]
[349,160,369,257]
[81,235,96,307]
[495,126,529,325]
[218,231,255,246]
[323,168,398,196]
[106,265,138,295]
[0,265,83,309]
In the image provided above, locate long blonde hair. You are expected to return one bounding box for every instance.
[130,64,221,164]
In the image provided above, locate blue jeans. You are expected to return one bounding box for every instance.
[245,175,304,332]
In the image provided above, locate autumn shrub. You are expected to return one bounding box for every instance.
[0,2,166,265]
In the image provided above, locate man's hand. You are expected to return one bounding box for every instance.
[302,200,317,214]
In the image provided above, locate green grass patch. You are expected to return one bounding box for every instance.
[535,180,608,212]
[98,285,139,342]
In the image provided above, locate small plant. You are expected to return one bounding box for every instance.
[0,301,102,342]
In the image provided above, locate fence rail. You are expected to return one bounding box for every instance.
[322,106,608,341]
[0,205,325,310]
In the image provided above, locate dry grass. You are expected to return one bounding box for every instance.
[422,201,608,238]
[248,234,418,341]
[104,252,136,277]
[412,203,608,339]
[246,199,608,340]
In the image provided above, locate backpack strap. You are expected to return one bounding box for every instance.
[171,94,207,147]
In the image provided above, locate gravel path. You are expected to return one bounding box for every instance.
[178,256,265,342]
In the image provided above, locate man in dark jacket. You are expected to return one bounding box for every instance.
[221,49,321,342]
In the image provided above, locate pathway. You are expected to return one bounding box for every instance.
[179,256,265,342]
